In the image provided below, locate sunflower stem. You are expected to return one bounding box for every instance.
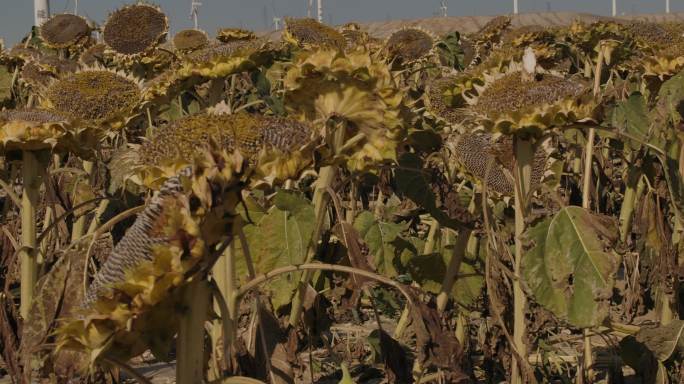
[288,120,346,328]
[437,228,472,312]
[176,278,211,384]
[70,160,94,243]
[511,137,533,384]
[618,168,643,243]
[212,240,238,356]
[19,150,44,319]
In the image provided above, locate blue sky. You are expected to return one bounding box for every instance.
[0,0,678,45]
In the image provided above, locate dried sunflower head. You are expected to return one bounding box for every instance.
[466,64,595,136]
[122,112,314,188]
[384,27,436,64]
[79,43,109,67]
[173,29,209,52]
[448,132,547,195]
[39,13,91,49]
[283,18,346,50]
[42,68,143,130]
[474,15,512,46]
[178,39,274,79]
[284,48,408,171]
[624,21,684,78]
[103,3,168,59]
[0,109,99,156]
[56,148,245,364]
[20,61,53,89]
[216,28,256,43]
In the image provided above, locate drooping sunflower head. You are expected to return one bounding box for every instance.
[39,13,91,49]
[384,27,436,64]
[216,28,256,43]
[448,131,547,195]
[424,75,466,126]
[283,18,346,50]
[502,25,555,47]
[626,21,676,49]
[284,48,408,171]
[624,21,684,78]
[103,3,168,59]
[127,112,315,188]
[173,29,209,52]
[79,43,109,67]
[42,68,143,130]
[467,66,595,136]
[0,109,99,156]
[474,15,512,45]
[178,39,274,79]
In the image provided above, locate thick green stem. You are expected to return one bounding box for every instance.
[618,168,643,243]
[20,150,42,319]
[511,137,533,384]
[176,279,211,384]
[212,241,237,355]
[437,228,472,312]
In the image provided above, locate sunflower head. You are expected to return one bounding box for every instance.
[103,3,168,59]
[79,43,109,67]
[56,147,245,364]
[284,49,408,171]
[0,109,99,156]
[283,18,346,50]
[39,14,91,49]
[624,21,684,78]
[448,132,547,195]
[216,28,256,43]
[42,68,142,130]
[178,39,274,79]
[503,26,555,47]
[128,112,314,188]
[467,66,595,137]
[384,27,436,64]
[475,15,512,45]
[173,29,209,52]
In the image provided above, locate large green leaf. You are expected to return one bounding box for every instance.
[522,207,620,328]
[611,92,650,149]
[237,190,315,309]
[353,211,416,277]
[407,242,484,307]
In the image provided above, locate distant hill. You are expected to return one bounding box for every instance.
[361,11,684,38]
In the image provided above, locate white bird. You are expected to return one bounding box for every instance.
[522,46,537,82]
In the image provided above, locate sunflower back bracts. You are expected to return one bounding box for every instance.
[284,48,409,172]
[216,28,257,43]
[177,39,276,79]
[56,149,245,363]
[117,111,316,189]
[0,109,100,158]
[173,29,209,53]
[466,65,597,137]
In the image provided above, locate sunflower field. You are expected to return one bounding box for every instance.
[0,4,682,384]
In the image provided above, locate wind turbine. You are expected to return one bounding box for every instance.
[308,0,314,18]
[190,0,202,30]
[74,0,78,15]
[317,0,323,23]
[440,0,448,17]
[34,0,50,26]
[666,0,670,13]
[514,0,519,14]
[612,0,617,16]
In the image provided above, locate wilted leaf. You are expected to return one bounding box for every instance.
[353,211,416,277]
[253,305,296,384]
[367,329,412,382]
[409,297,467,382]
[396,153,467,230]
[238,190,315,310]
[522,207,620,328]
[620,320,684,384]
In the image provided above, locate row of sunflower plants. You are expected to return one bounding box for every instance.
[0,3,682,384]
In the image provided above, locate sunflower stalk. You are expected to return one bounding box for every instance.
[511,137,534,384]
[176,278,212,384]
[288,119,346,328]
[437,228,472,312]
[580,43,605,382]
[71,160,95,243]
[19,150,47,319]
